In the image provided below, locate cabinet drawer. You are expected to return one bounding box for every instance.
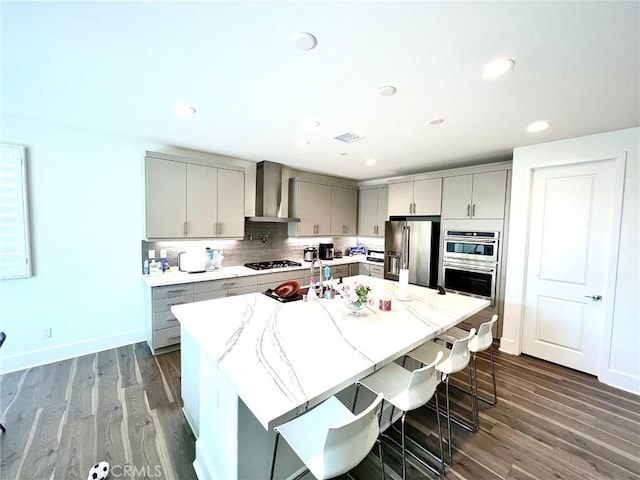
[152,284,194,300]
[153,294,193,313]
[257,270,306,286]
[369,264,384,278]
[194,285,257,302]
[153,310,180,330]
[194,276,257,294]
[331,265,350,278]
[153,326,181,349]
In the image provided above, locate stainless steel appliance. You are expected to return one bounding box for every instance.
[443,230,499,263]
[442,230,499,306]
[384,220,440,288]
[366,249,384,263]
[303,247,317,262]
[318,243,334,260]
[244,260,302,270]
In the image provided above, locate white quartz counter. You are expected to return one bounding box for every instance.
[172,275,489,431]
[142,255,374,287]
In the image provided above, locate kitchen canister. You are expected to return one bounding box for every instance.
[379,297,392,311]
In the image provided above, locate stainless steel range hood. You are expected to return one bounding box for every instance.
[246,161,300,223]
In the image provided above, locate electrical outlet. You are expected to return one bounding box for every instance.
[42,327,52,339]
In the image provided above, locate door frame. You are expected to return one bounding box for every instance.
[500,149,626,378]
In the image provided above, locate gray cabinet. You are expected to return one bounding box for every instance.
[194,276,257,301]
[331,186,358,236]
[148,283,194,354]
[358,187,388,237]
[388,178,442,216]
[441,170,507,219]
[289,180,332,236]
[145,155,245,239]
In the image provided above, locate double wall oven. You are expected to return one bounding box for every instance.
[442,230,499,306]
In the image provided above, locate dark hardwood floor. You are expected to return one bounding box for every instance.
[1,342,638,479]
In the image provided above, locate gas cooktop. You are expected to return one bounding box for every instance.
[244,260,302,271]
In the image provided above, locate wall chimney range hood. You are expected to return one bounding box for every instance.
[246,161,300,223]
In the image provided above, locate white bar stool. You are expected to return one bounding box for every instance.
[437,315,499,430]
[353,351,445,479]
[405,328,475,464]
[269,393,385,480]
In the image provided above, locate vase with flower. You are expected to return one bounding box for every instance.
[336,282,372,315]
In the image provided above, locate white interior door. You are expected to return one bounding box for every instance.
[522,158,622,375]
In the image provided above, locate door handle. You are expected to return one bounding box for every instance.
[583,295,602,301]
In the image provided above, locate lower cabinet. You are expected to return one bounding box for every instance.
[369,263,384,279]
[147,284,194,354]
[194,276,257,301]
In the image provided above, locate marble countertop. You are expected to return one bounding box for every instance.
[172,275,489,430]
[142,255,377,287]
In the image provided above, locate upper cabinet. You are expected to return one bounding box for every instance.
[441,170,507,219]
[388,178,442,216]
[145,155,245,239]
[331,186,358,236]
[358,187,388,237]
[289,180,357,237]
[289,180,332,236]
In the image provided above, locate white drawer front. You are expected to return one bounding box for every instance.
[194,285,256,302]
[153,326,181,349]
[153,284,194,300]
[153,294,193,313]
[194,276,256,294]
[153,310,180,330]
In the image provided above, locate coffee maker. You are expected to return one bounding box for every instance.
[318,243,334,260]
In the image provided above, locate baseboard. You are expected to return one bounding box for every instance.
[599,368,640,395]
[499,336,517,355]
[0,329,146,374]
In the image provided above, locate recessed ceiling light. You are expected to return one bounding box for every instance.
[296,137,310,147]
[429,118,444,125]
[526,120,551,132]
[366,158,377,166]
[174,103,197,116]
[292,32,317,51]
[340,152,348,156]
[483,58,516,78]
[378,86,397,97]
[302,118,320,129]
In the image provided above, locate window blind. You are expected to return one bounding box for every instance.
[0,144,31,279]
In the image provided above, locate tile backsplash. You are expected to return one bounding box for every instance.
[141,222,384,272]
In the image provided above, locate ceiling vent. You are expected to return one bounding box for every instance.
[334,132,365,143]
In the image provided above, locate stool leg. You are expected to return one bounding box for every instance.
[400,411,407,480]
[444,376,453,464]
[434,388,445,475]
[377,438,385,480]
[489,347,498,405]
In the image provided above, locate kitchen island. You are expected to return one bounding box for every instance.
[172,275,489,480]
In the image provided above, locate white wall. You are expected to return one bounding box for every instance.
[0,115,256,373]
[501,127,639,394]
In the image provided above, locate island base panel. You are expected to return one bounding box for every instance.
[194,350,304,479]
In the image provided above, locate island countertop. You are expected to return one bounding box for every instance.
[172,275,489,431]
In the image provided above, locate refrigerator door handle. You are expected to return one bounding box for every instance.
[401,225,410,269]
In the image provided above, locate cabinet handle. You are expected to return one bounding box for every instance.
[167,336,181,341]
[472,204,476,217]
[219,222,223,235]
[184,222,188,236]
[222,282,236,287]
[167,289,188,294]
[167,318,178,323]
[467,204,470,217]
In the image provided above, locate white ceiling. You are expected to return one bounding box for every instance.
[2,1,639,181]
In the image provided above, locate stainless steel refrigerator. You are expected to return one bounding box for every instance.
[384,220,440,288]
